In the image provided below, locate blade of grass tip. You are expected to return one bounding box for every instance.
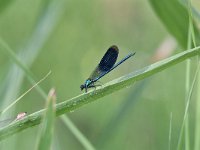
[0,46,200,141]
[0,38,96,150]
[0,35,95,149]
[0,71,51,115]
[168,112,173,150]
[0,3,92,148]
[36,88,56,150]
[60,115,96,150]
[0,0,74,149]
[0,23,95,150]
[177,59,200,150]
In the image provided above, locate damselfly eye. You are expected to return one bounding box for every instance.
[80,84,85,90]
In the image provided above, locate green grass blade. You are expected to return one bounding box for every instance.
[0,46,199,141]
[0,0,64,102]
[183,2,192,150]
[184,1,197,149]
[0,40,95,150]
[149,0,200,48]
[177,60,200,150]
[36,88,56,150]
[0,71,51,115]
[0,0,67,106]
[194,71,200,150]
[180,0,200,21]
[0,22,95,150]
[0,1,71,149]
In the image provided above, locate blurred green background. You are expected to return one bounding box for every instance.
[0,0,199,150]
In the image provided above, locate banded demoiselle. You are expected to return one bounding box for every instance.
[80,45,135,92]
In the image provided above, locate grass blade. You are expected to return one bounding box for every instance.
[177,60,200,150]
[194,70,200,150]
[36,88,56,150]
[149,0,200,48]
[0,46,199,140]
[0,71,51,115]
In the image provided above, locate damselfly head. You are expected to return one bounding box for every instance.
[80,84,85,91]
[80,79,92,91]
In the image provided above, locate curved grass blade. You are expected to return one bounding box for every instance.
[149,0,200,48]
[0,46,199,141]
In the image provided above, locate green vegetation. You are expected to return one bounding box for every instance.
[0,0,199,149]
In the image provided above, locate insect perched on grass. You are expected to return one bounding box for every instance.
[80,45,136,92]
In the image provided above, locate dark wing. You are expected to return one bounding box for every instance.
[89,45,119,80]
[98,45,119,72]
